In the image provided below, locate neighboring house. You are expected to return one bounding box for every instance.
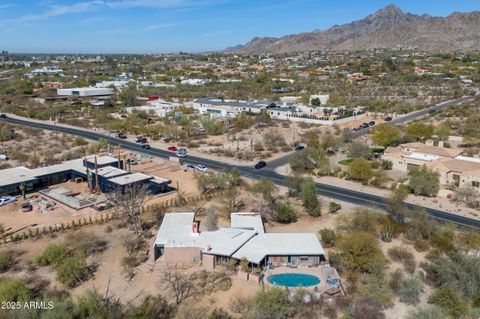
[0,155,171,196]
[382,141,480,188]
[57,87,113,97]
[153,212,326,269]
[191,97,363,125]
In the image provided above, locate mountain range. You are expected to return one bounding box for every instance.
[225,4,480,54]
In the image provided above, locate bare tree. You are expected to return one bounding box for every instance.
[204,209,219,231]
[163,271,197,305]
[107,184,148,237]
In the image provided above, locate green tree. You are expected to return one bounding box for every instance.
[299,178,321,217]
[371,124,401,147]
[386,185,409,221]
[319,228,336,247]
[408,165,440,197]
[252,288,292,319]
[289,148,330,175]
[251,178,278,203]
[284,174,305,198]
[347,158,373,184]
[405,122,434,141]
[36,243,69,267]
[347,141,372,159]
[275,201,297,224]
[337,232,385,274]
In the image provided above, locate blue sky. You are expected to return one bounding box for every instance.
[1,0,479,54]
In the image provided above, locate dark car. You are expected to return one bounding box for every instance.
[126,159,138,165]
[115,133,127,139]
[294,145,305,151]
[141,144,151,150]
[429,109,437,114]
[360,123,369,129]
[135,136,147,143]
[384,116,393,122]
[255,161,267,169]
[21,202,32,212]
[0,114,6,119]
[369,121,376,126]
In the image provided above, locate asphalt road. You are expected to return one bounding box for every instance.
[1,114,480,229]
[266,95,475,170]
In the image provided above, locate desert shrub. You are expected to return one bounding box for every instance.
[75,289,123,319]
[406,305,445,319]
[335,209,380,235]
[423,252,480,302]
[0,277,32,302]
[299,178,321,217]
[328,202,341,213]
[319,228,336,247]
[351,297,384,319]
[56,254,90,288]
[356,274,394,309]
[413,240,430,252]
[208,308,231,319]
[381,159,393,170]
[387,246,416,273]
[126,295,176,319]
[274,201,297,224]
[123,235,146,256]
[429,287,469,318]
[389,269,403,293]
[328,252,343,273]
[0,251,14,272]
[36,243,69,266]
[399,275,423,305]
[66,232,107,256]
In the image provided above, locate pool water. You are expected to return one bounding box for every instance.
[267,273,320,287]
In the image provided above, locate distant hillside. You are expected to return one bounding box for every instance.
[225,4,480,54]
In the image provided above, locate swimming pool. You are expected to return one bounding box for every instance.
[267,273,320,287]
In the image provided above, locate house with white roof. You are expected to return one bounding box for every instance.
[153,212,326,269]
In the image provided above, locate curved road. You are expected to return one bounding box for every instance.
[1,114,480,229]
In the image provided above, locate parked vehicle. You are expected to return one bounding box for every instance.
[255,161,267,169]
[369,121,376,126]
[135,136,147,143]
[195,164,208,173]
[0,196,16,206]
[21,202,32,212]
[141,143,151,150]
[177,148,187,158]
[429,109,437,114]
[184,164,195,172]
[115,132,127,139]
[384,116,393,122]
[294,145,305,151]
[126,159,138,165]
[0,154,8,160]
[0,114,6,119]
[167,146,178,152]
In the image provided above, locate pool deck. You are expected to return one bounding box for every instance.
[264,266,340,293]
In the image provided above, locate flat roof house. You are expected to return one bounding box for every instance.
[0,155,171,197]
[153,212,326,269]
[57,87,113,97]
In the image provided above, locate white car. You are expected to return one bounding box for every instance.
[177,148,187,158]
[0,154,8,161]
[195,164,208,173]
[0,196,16,206]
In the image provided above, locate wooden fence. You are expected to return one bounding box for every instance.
[0,191,221,245]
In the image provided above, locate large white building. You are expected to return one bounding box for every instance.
[57,87,113,97]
